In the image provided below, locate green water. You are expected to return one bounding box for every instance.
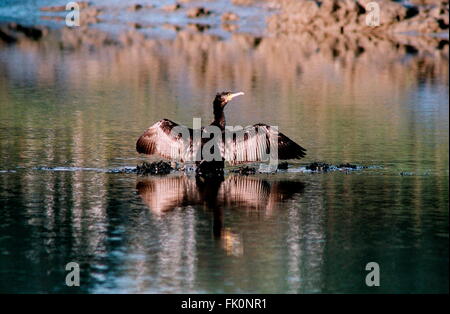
[0,28,448,293]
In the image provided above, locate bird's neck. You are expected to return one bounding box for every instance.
[212,108,226,130]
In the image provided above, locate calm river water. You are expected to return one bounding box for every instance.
[0,0,448,293]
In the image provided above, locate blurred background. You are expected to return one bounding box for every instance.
[0,0,448,293]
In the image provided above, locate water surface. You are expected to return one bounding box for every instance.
[0,2,448,293]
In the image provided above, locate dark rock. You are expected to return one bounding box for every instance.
[230,166,256,175]
[306,162,330,172]
[405,6,420,19]
[0,29,17,44]
[253,37,262,48]
[196,161,224,176]
[437,18,449,30]
[136,161,173,175]
[187,23,211,32]
[8,23,43,40]
[437,39,449,50]
[277,162,289,170]
[405,44,419,55]
[337,163,358,169]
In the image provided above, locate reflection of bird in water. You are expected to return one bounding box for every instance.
[136,92,306,175]
[136,175,304,215]
[136,175,200,214]
[136,175,305,256]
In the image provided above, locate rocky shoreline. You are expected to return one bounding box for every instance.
[1,0,448,42]
[267,0,448,35]
[0,1,448,51]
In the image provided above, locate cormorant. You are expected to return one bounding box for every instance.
[136,92,306,174]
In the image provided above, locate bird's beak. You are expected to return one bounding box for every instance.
[227,92,244,101]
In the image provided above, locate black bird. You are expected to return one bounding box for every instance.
[136,92,306,174]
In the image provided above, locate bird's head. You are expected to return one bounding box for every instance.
[213,91,244,110]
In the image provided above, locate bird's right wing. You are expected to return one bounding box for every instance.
[136,119,193,162]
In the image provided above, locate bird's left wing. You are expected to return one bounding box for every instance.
[223,123,307,165]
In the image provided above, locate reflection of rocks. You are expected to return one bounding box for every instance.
[128,22,143,29]
[222,23,239,32]
[2,21,446,101]
[267,0,449,34]
[163,23,182,32]
[40,16,65,22]
[0,23,47,44]
[0,6,448,126]
[7,23,44,40]
[187,23,211,32]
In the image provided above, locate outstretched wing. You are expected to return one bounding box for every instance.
[136,119,193,162]
[224,123,306,164]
